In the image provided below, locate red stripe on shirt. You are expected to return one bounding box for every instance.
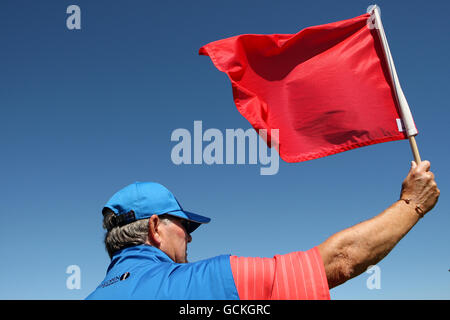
[230,247,330,300]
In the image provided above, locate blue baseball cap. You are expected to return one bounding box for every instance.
[103,182,210,234]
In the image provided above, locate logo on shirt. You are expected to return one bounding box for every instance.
[120,272,130,281]
[99,272,131,288]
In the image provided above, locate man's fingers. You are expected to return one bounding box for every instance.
[417,160,431,172]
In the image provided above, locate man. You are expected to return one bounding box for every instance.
[86,160,439,299]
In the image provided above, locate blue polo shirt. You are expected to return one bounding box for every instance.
[86,245,239,300]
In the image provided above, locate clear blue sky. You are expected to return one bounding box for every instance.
[0,0,448,300]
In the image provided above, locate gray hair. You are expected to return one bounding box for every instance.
[102,208,170,259]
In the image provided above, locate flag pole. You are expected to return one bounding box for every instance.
[408,136,421,163]
[369,5,421,164]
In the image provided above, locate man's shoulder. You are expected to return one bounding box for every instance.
[176,254,232,270]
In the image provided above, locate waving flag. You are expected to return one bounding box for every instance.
[199,6,418,163]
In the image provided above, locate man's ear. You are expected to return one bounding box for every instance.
[148,214,163,247]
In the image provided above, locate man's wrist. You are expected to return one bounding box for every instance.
[398,198,425,219]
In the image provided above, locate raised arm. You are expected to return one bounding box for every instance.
[317,160,440,289]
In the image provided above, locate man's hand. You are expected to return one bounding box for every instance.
[318,160,440,289]
[400,160,440,216]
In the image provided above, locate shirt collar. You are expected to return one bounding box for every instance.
[108,245,173,271]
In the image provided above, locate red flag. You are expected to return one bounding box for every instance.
[199,13,412,163]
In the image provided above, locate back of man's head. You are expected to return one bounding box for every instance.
[100,182,210,258]
[102,208,174,258]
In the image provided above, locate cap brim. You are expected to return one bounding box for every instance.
[163,210,211,234]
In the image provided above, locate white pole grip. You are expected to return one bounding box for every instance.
[369,5,418,137]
